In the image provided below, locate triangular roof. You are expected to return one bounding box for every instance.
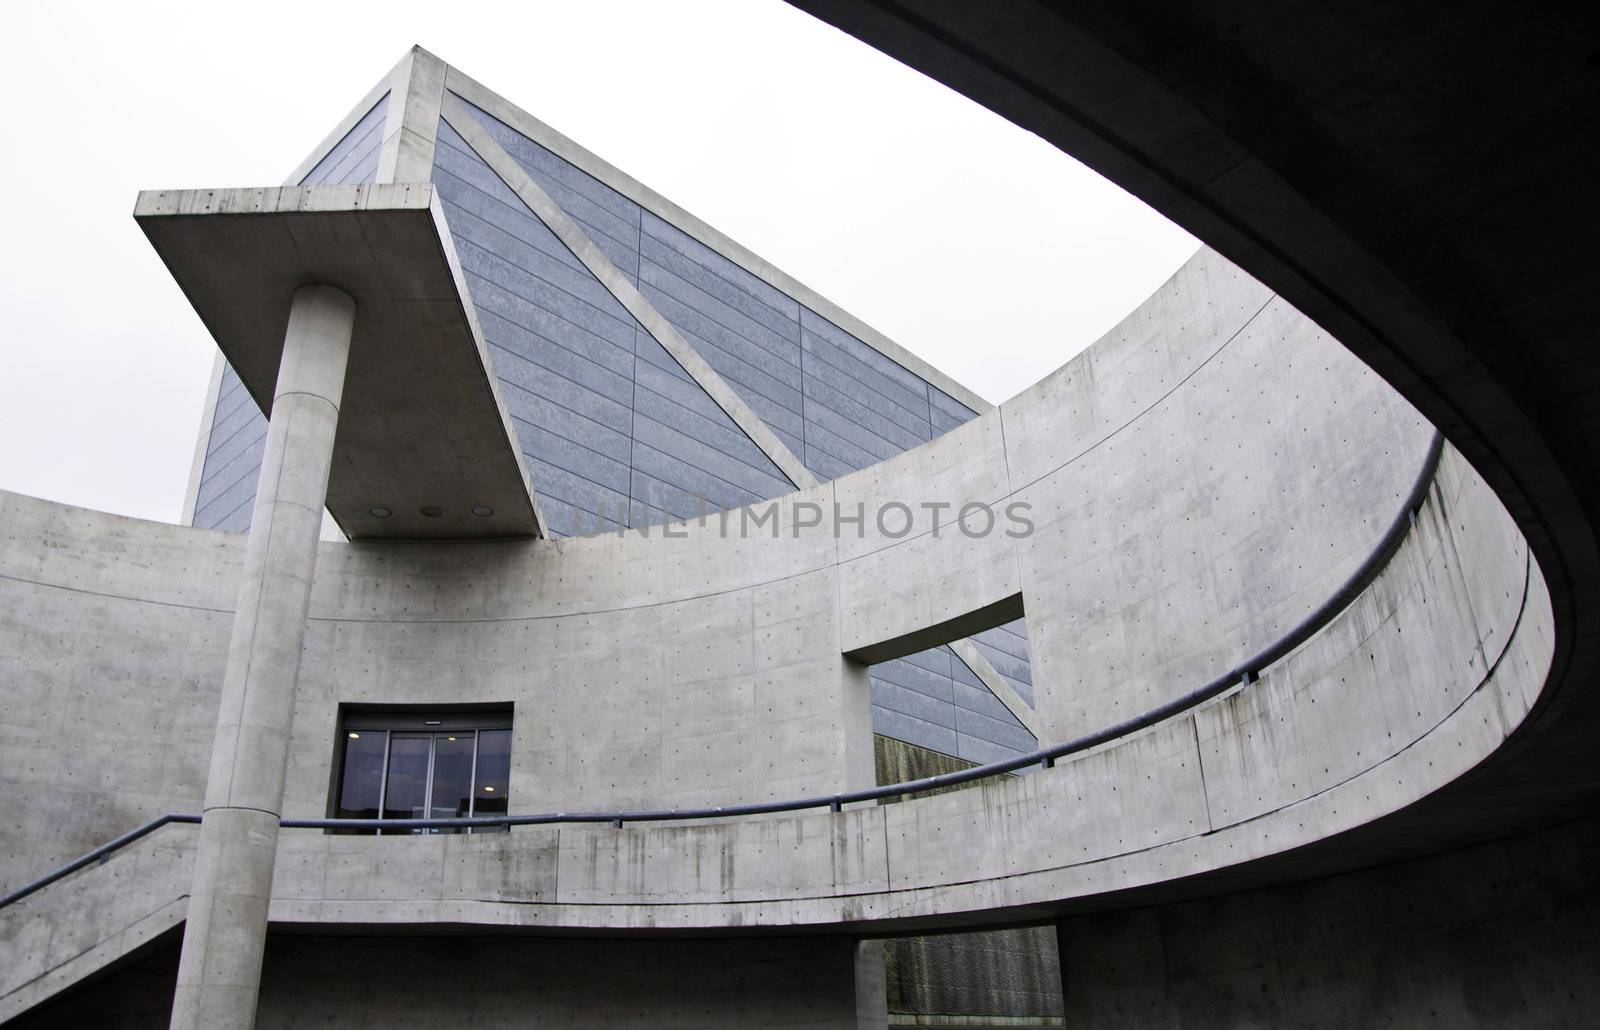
[289,46,990,416]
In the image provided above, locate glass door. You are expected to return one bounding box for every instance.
[428,732,477,828]
[381,732,433,827]
[472,729,510,830]
[335,718,511,834]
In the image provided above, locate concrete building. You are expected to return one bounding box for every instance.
[2,4,1598,1027]
[186,50,1041,774]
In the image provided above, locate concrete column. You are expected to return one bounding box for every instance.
[170,285,355,1030]
[854,939,888,1029]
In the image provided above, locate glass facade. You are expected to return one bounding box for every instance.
[335,714,512,833]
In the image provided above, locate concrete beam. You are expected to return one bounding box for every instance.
[844,594,1025,667]
[440,64,992,414]
[440,93,820,492]
[375,46,446,184]
[950,637,1043,741]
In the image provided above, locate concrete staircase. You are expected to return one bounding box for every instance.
[0,826,193,1022]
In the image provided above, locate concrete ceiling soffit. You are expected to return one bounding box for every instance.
[439,91,820,492]
[136,183,547,541]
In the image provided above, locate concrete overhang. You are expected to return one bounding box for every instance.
[135,183,542,541]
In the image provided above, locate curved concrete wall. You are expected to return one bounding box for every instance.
[0,500,239,883]
[0,249,1545,953]
[247,441,1540,938]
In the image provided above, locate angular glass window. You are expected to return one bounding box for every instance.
[332,711,513,835]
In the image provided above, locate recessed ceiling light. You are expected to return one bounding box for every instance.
[348,732,360,739]
[369,506,391,518]
[420,505,444,518]
[447,736,456,741]
[471,505,493,517]
[483,786,495,792]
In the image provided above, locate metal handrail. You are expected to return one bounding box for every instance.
[0,813,202,908]
[0,432,1444,911]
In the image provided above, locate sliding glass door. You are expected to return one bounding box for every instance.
[335,715,511,834]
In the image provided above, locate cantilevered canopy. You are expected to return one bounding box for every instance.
[136,184,542,540]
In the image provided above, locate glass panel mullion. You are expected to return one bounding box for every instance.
[422,734,437,835]
[466,730,480,831]
[375,729,391,837]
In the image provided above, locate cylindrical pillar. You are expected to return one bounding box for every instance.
[170,284,355,1030]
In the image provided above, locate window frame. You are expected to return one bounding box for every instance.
[332,707,513,834]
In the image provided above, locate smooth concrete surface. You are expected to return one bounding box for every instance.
[248,443,1539,935]
[856,940,890,1030]
[0,249,1553,1020]
[135,184,540,540]
[373,46,445,185]
[874,736,1062,1025]
[3,14,1590,1021]
[170,285,354,1030]
[0,493,239,887]
[0,827,194,1024]
[15,824,1597,1029]
[789,0,1600,852]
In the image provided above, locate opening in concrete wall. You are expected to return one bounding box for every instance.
[330,706,513,834]
[870,922,1064,1029]
[859,600,1062,1027]
[865,596,1041,769]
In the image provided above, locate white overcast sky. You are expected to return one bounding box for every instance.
[0,1,1196,525]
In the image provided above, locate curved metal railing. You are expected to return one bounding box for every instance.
[0,432,1445,911]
